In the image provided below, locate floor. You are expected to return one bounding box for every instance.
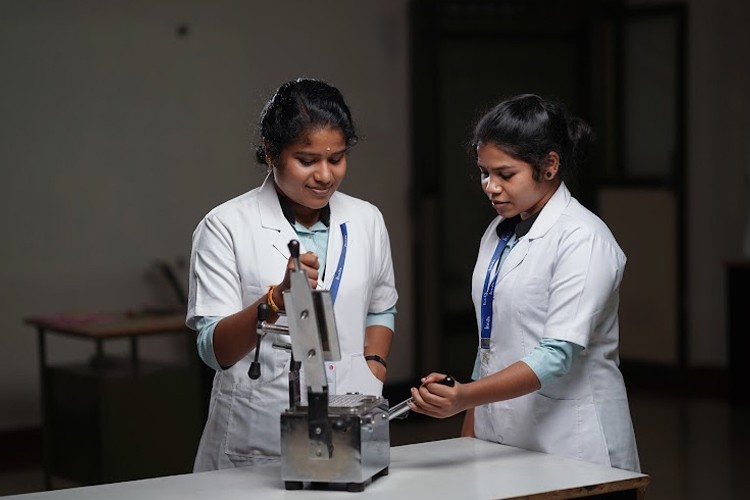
[0,389,748,499]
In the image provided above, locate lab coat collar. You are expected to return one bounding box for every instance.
[319,191,351,290]
[257,173,350,264]
[257,174,288,231]
[257,175,298,260]
[515,211,539,239]
[258,173,339,229]
[494,182,571,283]
[524,182,571,241]
[277,191,331,227]
[326,191,351,228]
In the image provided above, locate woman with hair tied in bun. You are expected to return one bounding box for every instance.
[409,94,640,472]
[186,78,397,471]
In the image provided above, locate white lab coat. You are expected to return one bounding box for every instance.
[472,182,640,472]
[186,175,398,471]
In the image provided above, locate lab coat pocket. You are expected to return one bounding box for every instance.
[344,353,383,397]
[223,381,282,462]
[530,392,609,466]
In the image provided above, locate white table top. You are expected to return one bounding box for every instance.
[3,438,649,499]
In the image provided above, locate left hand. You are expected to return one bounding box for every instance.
[408,372,464,419]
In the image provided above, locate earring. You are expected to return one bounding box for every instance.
[545,171,554,180]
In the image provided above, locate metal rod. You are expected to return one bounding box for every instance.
[259,322,289,335]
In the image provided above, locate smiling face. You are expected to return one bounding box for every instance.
[477,141,560,220]
[271,126,347,226]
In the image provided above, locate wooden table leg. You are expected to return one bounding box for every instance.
[36,327,51,490]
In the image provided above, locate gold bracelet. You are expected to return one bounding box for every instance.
[267,285,281,313]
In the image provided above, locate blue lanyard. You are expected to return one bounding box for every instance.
[328,223,348,303]
[480,230,514,349]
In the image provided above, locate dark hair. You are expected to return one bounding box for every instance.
[470,94,594,183]
[255,78,359,165]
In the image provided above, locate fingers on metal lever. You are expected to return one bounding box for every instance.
[387,375,456,421]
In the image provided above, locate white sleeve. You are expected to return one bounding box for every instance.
[368,208,398,315]
[542,229,625,347]
[186,215,244,328]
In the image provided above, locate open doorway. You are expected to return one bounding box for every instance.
[409,0,686,380]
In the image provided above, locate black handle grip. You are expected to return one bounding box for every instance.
[438,375,456,387]
[288,239,300,259]
[248,303,267,380]
[257,302,269,322]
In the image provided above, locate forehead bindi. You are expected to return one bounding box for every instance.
[293,128,345,153]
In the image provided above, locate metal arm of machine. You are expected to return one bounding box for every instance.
[283,239,342,460]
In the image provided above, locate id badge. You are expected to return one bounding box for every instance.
[325,362,337,394]
[480,349,491,377]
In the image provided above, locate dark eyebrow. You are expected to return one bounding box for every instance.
[479,164,515,171]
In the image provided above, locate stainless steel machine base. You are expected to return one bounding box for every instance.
[280,394,390,491]
[283,466,389,492]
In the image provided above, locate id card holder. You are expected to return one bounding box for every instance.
[325,362,336,394]
[480,344,491,377]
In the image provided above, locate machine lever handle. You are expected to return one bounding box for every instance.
[288,239,300,258]
[248,303,270,379]
[288,240,301,272]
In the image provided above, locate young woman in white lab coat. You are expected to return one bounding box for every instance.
[408,94,640,472]
[186,78,398,471]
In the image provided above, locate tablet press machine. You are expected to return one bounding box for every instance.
[251,240,390,492]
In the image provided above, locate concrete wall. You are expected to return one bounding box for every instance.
[0,0,412,430]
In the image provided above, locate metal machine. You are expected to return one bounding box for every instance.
[252,240,390,492]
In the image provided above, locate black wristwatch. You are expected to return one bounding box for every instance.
[365,354,387,368]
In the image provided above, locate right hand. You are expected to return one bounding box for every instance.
[408,372,464,419]
[272,251,320,309]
